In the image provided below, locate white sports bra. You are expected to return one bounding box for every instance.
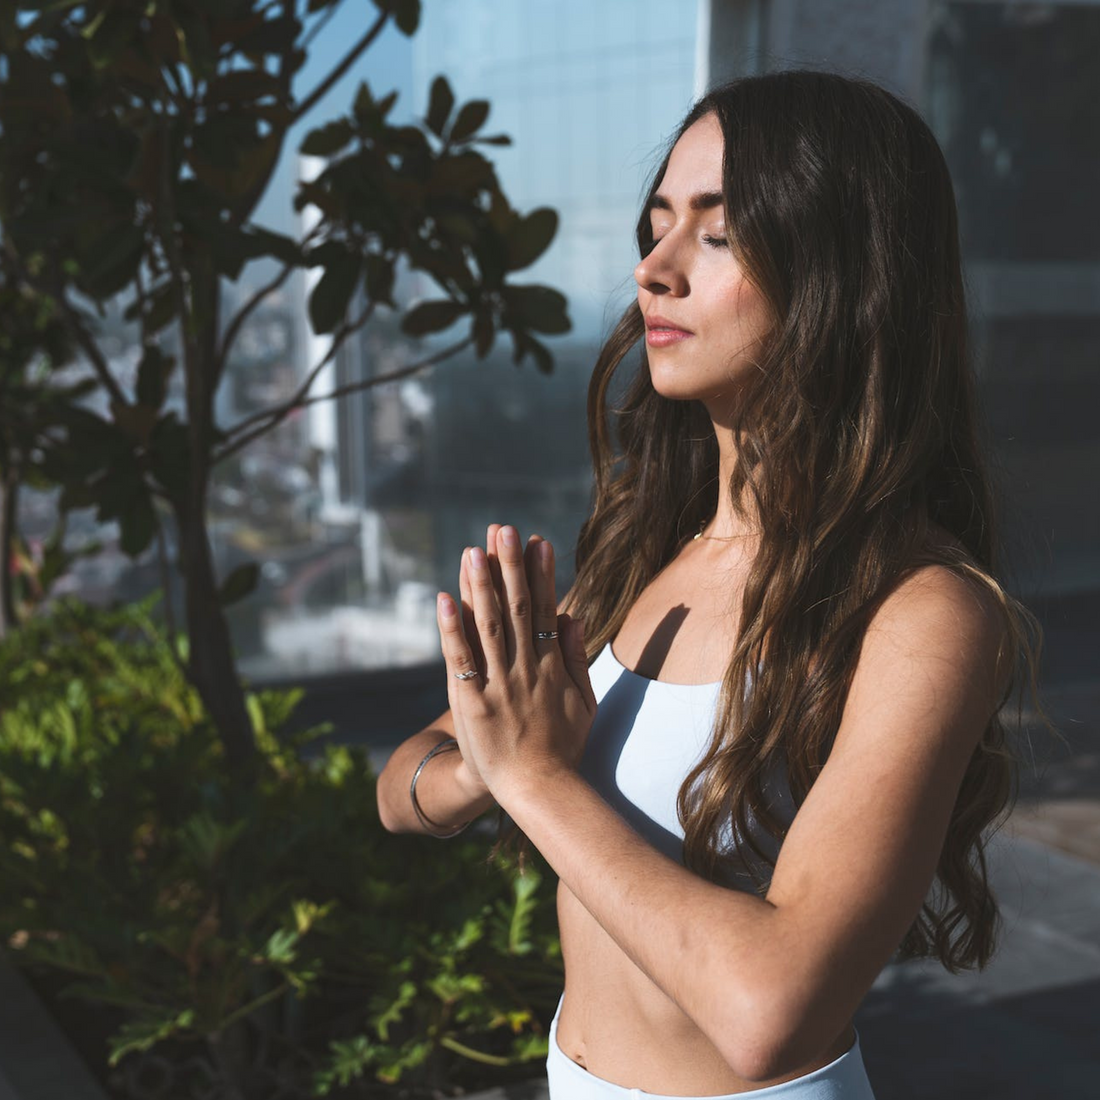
[579,640,798,893]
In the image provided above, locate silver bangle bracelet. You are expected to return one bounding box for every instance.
[409,737,475,838]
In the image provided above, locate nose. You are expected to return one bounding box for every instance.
[634,235,688,297]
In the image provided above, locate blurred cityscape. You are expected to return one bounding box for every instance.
[16,0,1099,688]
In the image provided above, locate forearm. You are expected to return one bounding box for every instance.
[497,766,782,1078]
[377,730,497,834]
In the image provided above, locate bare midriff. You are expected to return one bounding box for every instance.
[555,880,857,1093]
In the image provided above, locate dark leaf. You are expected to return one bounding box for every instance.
[374,0,421,37]
[79,224,146,301]
[149,414,191,503]
[237,13,300,56]
[300,119,356,158]
[449,100,489,143]
[511,331,553,375]
[309,254,362,334]
[352,81,375,126]
[472,311,494,358]
[110,400,158,447]
[206,68,283,105]
[240,226,303,266]
[119,492,158,556]
[219,562,259,607]
[401,299,466,336]
[190,131,281,204]
[363,254,396,307]
[502,285,570,335]
[304,239,350,268]
[426,76,454,139]
[506,208,558,272]
[136,345,175,412]
[429,151,496,197]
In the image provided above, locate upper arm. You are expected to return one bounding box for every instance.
[750,565,1008,1071]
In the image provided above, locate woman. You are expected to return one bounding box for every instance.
[377,70,1048,1098]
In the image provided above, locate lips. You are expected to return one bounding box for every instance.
[644,315,693,334]
[645,314,694,347]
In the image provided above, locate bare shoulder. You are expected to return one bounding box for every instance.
[862,542,1012,727]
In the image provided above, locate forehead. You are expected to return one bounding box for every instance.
[650,113,725,212]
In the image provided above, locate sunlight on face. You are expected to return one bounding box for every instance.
[634,113,772,417]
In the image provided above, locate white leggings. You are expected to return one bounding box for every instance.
[545,993,878,1099]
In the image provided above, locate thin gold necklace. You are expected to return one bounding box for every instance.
[693,517,756,541]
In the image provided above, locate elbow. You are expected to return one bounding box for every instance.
[374,767,400,834]
[716,978,807,1084]
[717,1016,784,1084]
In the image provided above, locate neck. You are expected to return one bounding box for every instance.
[700,420,760,541]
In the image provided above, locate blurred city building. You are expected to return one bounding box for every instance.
[258,0,700,677]
[30,0,1098,694]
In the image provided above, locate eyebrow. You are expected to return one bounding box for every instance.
[648,190,724,213]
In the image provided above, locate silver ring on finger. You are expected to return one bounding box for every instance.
[453,669,480,680]
[536,630,559,640]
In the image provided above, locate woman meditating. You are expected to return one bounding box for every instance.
[378,69,1043,1098]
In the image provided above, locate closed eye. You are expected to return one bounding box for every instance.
[640,234,728,257]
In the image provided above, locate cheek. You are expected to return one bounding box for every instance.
[728,282,772,344]
[707,281,765,343]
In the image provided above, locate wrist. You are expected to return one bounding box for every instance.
[494,758,576,813]
[453,755,493,804]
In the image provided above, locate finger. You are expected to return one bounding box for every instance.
[486,523,505,596]
[526,535,561,662]
[437,590,482,698]
[465,543,507,679]
[491,524,535,669]
[458,546,486,675]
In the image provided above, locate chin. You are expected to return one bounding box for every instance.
[648,362,729,403]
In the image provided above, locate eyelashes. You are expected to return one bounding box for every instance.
[640,234,729,257]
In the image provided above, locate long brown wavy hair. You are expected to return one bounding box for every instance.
[489,69,1057,974]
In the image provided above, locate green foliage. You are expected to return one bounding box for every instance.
[0,596,563,1097]
[300,70,569,358]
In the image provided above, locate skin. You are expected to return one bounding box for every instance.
[636,110,773,541]
[398,111,1010,1092]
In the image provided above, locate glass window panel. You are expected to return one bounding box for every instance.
[926,2,1100,633]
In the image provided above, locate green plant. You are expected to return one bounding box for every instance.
[0,595,563,1098]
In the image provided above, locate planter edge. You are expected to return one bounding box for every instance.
[0,948,112,1100]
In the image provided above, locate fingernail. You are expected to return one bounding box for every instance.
[501,525,518,548]
[540,541,552,565]
[439,594,456,618]
[469,545,486,571]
